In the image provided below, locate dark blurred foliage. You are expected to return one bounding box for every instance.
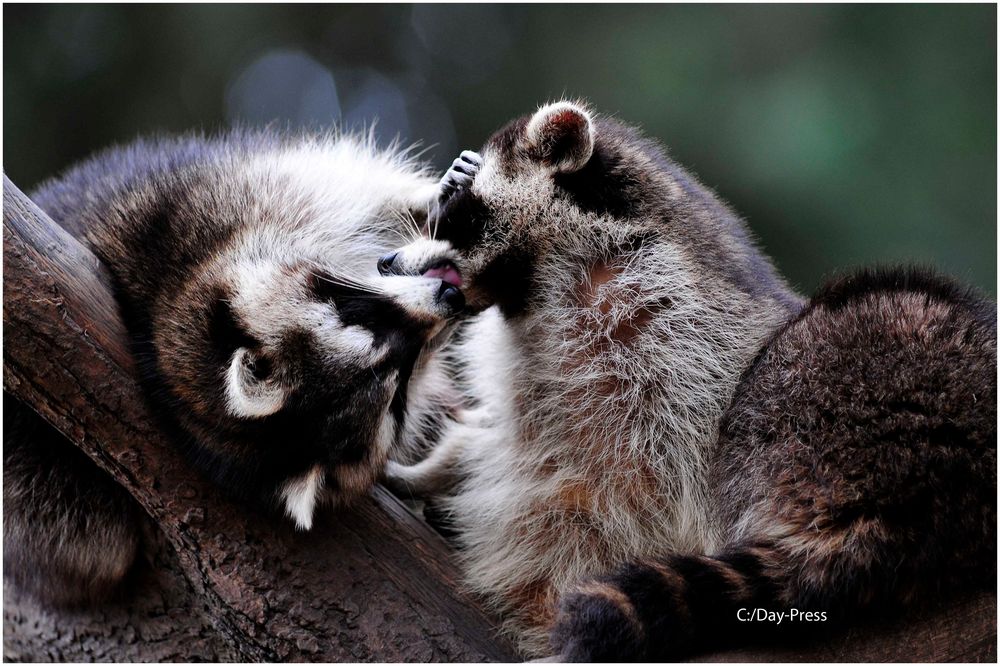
[4,4,995,295]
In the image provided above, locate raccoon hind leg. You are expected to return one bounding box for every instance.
[551,268,997,661]
[724,267,998,608]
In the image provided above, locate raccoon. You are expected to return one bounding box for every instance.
[4,393,141,607]
[6,129,463,606]
[381,101,997,659]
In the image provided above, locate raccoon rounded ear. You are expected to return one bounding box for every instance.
[224,348,286,419]
[525,101,595,174]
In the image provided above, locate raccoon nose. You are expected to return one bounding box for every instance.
[436,282,466,313]
[377,252,399,276]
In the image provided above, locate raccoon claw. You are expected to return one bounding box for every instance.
[460,149,484,166]
[437,150,483,200]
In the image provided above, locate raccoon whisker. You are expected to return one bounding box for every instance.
[385,226,413,245]
[401,216,421,244]
[306,268,381,295]
[400,139,439,165]
[319,279,380,295]
[389,207,422,244]
[407,211,425,243]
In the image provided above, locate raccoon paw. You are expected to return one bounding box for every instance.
[454,405,496,427]
[550,580,646,662]
[382,421,472,498]
[437,150,483,202]
[382,453,458,499]
[382,459,419,498]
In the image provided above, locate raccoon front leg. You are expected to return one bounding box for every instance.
[383,416,482,498]
[404,151,482,229]
[440,151,483,199]
[428,151,483,222]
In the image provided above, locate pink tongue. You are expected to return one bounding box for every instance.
[423,265,463,287]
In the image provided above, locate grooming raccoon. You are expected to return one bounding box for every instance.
[6,130,463,606]
[382,101,997,658]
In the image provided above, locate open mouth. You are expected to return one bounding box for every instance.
[423,259,465,313]
[422,259,462,288]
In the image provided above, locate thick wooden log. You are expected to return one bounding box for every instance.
[2,174,518,662]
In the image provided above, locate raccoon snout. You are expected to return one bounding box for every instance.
[377,251,400,276]
[426,259,465,313]
[422,260,462,288]
[436,281,465,313]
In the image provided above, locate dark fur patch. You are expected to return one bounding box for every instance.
[208,293,259,359]
[431,187,491,252]
[3,393,140,607]
[314,274,423,348]
[716,545,780,607]
[486,116,529,175]
[552,584,646,662]
[477,247,536,318]
[811,265,996,326]
[554,137,638,219]
[671,556,734,626]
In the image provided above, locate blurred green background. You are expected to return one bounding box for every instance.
[4,4,996,296]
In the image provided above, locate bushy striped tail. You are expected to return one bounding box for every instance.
[550,542,795,661]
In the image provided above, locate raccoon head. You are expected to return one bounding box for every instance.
[149,243,463,530]
[381,100,650,316]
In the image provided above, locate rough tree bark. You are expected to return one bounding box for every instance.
[3,174,996,662]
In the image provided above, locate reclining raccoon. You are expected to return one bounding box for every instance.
[383,101,997,659]
[5,130,463,606]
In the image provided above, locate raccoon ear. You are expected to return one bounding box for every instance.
[224,348,287,418]
[525,101,595,174]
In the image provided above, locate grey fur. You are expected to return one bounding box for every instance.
[385,101,996,658]
[6,129,458,605]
